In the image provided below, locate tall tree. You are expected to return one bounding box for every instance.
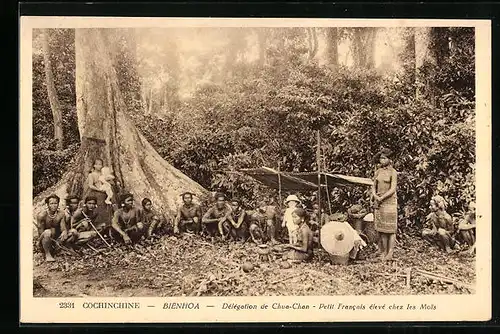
[400,27,417,95]
[33,28,208,219]
[325,27,339,70]
[256,28,267,67]
[351,28,377,69]
[41,28,64,150]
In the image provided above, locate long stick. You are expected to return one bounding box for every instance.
[413,268,474,291]
[277,161,282,212]
[316,130,322,248]
[81,211,112,248]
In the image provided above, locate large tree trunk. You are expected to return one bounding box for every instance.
[256,28,267,67]
[351,28,377,69]
[41,28,64,150]
[33,28,208,224]
[325,28,339,70]
[415,27,436,102]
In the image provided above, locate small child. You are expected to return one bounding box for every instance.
[282,195,301,244]
[99,166,115,205]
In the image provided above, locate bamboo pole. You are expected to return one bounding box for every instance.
[277,161,282,212]
[316,130,322,224]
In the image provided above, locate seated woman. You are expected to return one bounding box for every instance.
[422,195,456,253]
[458,201,476,247]
[283,208,313,263]
[141,198,168,238]
[85,159,115,230]
[111,193,146,244]
[36,194,66,262]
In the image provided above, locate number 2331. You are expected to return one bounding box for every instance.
[58,302,75,309]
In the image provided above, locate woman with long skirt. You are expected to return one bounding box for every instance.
[372,148,398,261]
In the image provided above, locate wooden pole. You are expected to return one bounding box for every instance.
[277,161,282,211]
[316,130,322,222]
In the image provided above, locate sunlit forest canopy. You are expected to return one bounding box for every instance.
[33,26,475,224]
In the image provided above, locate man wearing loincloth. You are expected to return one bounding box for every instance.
[174,192,203,235]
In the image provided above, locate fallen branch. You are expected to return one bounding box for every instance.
[86,244,100,254]
[271,273,303,285]
[414,268,475,291]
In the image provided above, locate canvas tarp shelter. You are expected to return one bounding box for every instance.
[240,167,372,191]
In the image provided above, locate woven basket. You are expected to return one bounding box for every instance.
[329,253,350,265]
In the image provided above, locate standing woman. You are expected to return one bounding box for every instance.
[372,148,398,261]
[85,159,115,229]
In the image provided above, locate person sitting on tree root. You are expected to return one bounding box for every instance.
[111,193,146,245]
[222,198,248,242]
[141,198,168,238]
[248,200,279,244]
[174,192,202,235]
[422,195,457,253]
[36,194,67,262]
[202,192,233,241]
[64,196,99,247]
[458,201,476,248]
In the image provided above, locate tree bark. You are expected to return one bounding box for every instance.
[33,28,208,222]
[256,28,267,67]
[325,28,339,70]
[41,28,64,150]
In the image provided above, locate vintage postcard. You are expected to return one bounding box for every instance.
[20,17,491,323]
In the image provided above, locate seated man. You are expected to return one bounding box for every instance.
[36,194,66,262]
[65,196,100,246]
[111,193,146,244]
[174,192,203,235]
[222,198,248,242]
[201,192,232,240]
[64,195,81,230]
[141,198,168,238]
[422,195,456,253]
[458,201,476,247]
[248,200,279,244]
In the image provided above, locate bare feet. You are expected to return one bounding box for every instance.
[445,246,453,253]
[105,199,112,205]
[45,254,55,262]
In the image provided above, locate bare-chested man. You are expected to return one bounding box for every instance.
[174,192,203,234]
[422,195,456,253]
[248,200,279,244]
[458,201,476,247]
[202,192,232,240]
[111,193,146,244]
[141,198,168,238]
[67,196,100,246]
[221,198,248,242]
[36,194,67,262]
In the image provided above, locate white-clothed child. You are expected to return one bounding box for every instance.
[99,166,115,205]
[282,195,301,244]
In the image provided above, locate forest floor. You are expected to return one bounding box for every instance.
[33,233,476,297]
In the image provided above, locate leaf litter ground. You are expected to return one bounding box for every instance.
[33,233,475,297]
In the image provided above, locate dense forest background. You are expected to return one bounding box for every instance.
[32,27,475,229]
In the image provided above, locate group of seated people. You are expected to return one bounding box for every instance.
[36,189,476,264]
